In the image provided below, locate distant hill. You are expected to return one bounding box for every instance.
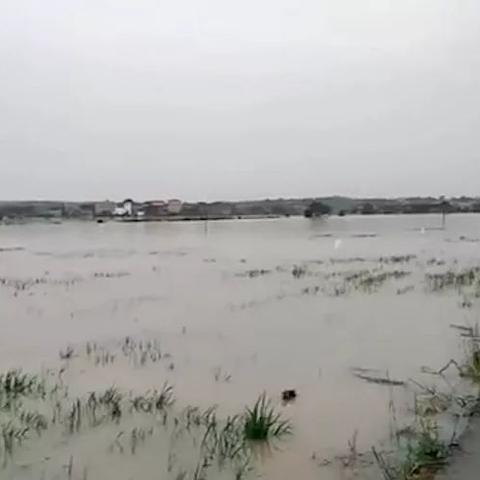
[316,196,356,214]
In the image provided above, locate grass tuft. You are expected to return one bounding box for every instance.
[243,394,291,441]
[0,370,45,400]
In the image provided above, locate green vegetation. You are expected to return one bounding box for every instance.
[4,252,480,480]
[374,418,449,480]
[243,394,291,441]
[459,325,480,381]
[131,383,175,412]
[0,354,293,480]
[372,324,480,480]
[0,370,45,401]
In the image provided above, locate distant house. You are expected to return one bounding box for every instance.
[94,201,115,217]
[113,205,127,216]
[121,199,135,216]
[112,198,181,218]
[167,199,183,215]
[144,201,168,217]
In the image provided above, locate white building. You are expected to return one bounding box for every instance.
[122,199,134,216]
[113,206,127,216]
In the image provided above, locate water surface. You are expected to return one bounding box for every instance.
[1,214,480,479]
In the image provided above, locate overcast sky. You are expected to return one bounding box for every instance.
[1,0,479,201]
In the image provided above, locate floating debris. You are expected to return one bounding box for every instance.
[351,368,405,387]
[350,233,377,238]
[0,247,25,253]
[93,271,130,279]
[281,390,297,403]
[397,285,415,295]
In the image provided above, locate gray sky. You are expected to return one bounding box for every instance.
[1,0,480,201]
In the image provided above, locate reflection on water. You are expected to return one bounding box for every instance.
[1,215,480,479]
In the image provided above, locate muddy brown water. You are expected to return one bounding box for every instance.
[1,214,480,479]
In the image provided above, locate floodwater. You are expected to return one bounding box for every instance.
[1,214,480,480]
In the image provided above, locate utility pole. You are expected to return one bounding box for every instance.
[440,197,449,230]
[202,202,209,235]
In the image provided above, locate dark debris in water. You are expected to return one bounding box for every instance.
[396,285,415,295]
[350,233,378,238]
[0,247,25,253]
[281,390,297,403]
[93,271,130,279]
[350,368,405,387]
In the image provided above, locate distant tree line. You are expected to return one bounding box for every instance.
[304,201,332,218]
[2,197,480,221]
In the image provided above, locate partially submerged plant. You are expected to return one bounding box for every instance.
[410,418,448,467]
[292,265,308,279]
[79,387,125,429]
[395,418,449,480]
[213,367,232,383]
[461,324,480,381]
[425,324,480,382]
[243,394,291,441]
[357,271,411,292]
[373,418,449,480]
[129,427,154,455]
[59,346,75,360]
[0,370,45,402]
[19,410,48,435]
[426,267,480,293]
[0,421,30,466]
[131,383,175,413]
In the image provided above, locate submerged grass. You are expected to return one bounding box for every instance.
[426,267,480,293]
[374,418,449,480]
[0,422,29,467]
[131,383,175,413]
[373,323,480,480]
[0,356,289,479]
[0,370,45,402]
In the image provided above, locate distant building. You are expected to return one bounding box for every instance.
[144,201,168,217]
[94,201,115,217]
[121,199,135,216]
[167,199,183,214]
[63,202,94,219]
[113,205,126,216]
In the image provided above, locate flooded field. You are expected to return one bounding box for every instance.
[1,214,480,480]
